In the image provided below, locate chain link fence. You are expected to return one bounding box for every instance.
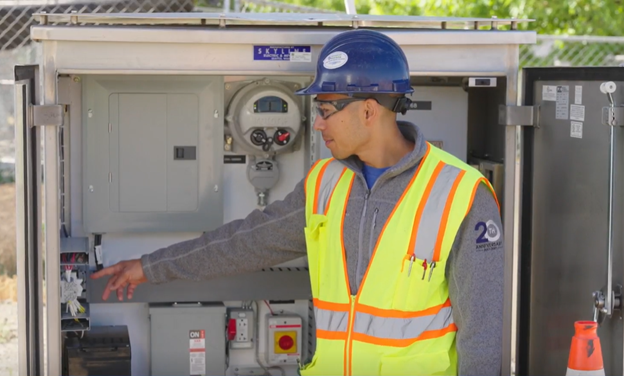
[0,0,196,51]
[238,0,338,13]
[521,35,624,68]
[1,0,624,180]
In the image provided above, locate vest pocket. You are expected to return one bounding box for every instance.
[304,214,328,295]
[395,256,446,312]
[379,350,452,376]
[305,214,328,241]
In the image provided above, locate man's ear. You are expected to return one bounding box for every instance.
[363,98,379,121]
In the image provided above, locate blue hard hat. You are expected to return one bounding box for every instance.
[295,29,413,96]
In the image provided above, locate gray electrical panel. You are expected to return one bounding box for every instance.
[149,304,227,376]
[398,86,468,162]
[82,76,224,233]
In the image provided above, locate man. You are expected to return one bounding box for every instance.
[92,29,504,375]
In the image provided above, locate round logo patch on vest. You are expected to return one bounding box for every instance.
[475,220,502,250]
[323,51,349,70]
[484,220,500,242]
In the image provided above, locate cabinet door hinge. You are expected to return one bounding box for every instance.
[32,105,63,127]
[499,105,539,127]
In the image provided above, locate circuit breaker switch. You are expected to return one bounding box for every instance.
[266,315,302,365]
[227,319,237,341]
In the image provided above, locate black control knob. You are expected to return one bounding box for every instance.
[250,129,268,146]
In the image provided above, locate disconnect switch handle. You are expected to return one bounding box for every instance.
[228,319,237,341]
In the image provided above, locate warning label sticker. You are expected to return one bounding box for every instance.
[556,86,570,120]
[570,104,585,122]
[575,85,583,104]
[189,330,205,376]
[543,85,557,101]
[571,121,583,139]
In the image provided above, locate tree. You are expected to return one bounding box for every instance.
[274,0,624,36]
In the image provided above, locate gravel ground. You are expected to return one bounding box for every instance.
[0,300,18,376]
[0,301,47,376]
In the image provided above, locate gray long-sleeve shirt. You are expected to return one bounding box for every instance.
[141,122,504,376]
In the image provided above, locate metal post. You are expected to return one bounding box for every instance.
[43,42,62,376]
[502,44,522,376]
[594,81,622,321]
[606,124,615,316]
[344,0,356,14]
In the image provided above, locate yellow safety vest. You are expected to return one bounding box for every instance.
[301,143,498,376]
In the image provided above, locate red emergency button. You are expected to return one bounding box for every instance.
[278,335,294,350]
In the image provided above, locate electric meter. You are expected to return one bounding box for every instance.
[226,80,303,156]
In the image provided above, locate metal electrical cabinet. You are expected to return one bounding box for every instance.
[399,85,469,162]
[21,11,622,376]
[518,68,624,376]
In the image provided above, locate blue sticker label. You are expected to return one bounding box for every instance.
[253,46,312,62]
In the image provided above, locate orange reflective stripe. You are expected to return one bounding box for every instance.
[432,170,466,262]
[341,176,356,376]
[355,298,452,319]
[341,175,356,296]
[347,310,353,376]
[466,178,500,217]
[351,323,457,347]
[304,159,324,197]
[313,159,333,215]
[313,298,351,312]
[416,323,458,341]
[345,337,350,376]
[316,329,348,341]
[481,177,501,211]
[324,168,348,215]
[407,160,445,258]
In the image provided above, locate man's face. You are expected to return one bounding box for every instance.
[312,94,368,160]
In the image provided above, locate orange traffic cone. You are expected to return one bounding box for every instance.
[566,321,605,376]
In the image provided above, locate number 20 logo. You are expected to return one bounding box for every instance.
[475,220,501,244]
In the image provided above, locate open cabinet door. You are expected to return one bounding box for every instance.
[14,65,44,376]
[519,67,624,376]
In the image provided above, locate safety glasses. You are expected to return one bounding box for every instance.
[313,97,367,120]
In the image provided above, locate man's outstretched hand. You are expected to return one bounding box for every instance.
[90,259,148,301]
